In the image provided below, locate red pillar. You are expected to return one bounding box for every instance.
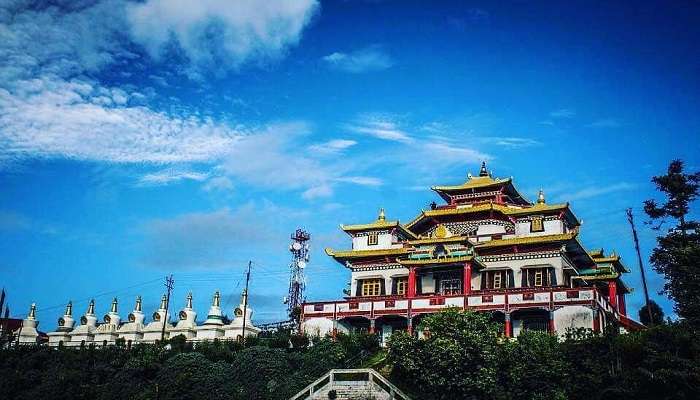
[593,310,600,333]
[618,293,627,316]
[463,262,472,295]
[407,267,416,298]
[504,313,512,338]
[369,319,376,334]
[549,311,555,334]
[608,281,617,310]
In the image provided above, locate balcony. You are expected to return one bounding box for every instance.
[302,286,619,321]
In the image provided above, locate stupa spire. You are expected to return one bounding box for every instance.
[28,303,36,320]
[479,161,489,177]
[87,299,95,315]
[537,189,546,204]
[213,291,220,307]
[186,292,193,309]
[135,296,142,312]
[378,208,386,221]
[159,294,167,310]
[65,301,73,316]
[110,297,118,313]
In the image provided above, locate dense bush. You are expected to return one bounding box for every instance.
[387,308,700,400]
[0,331,378,400]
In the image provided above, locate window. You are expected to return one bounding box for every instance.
[440,279,462,295]
[530,216,544,232]
[395,277,408,295]
[362,279,382,296]
[534,270,544,286]
[522,267,550,288]
[483,270,511,289]
[367,232,379,246]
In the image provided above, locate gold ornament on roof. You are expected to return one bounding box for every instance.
[377,208,386,221]
[537,189,546,204]
[434,224,451,239]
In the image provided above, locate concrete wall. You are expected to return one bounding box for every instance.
[553,306,594,337]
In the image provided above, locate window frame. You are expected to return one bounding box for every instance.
[361,278,382,296]
[395,277,408,296]
[367,232,379,246]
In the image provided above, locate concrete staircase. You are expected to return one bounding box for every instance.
[289,369,411,400]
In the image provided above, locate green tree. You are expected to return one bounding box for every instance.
[387,308,501,400]
[644,159,700,325]
[639,300,665,326]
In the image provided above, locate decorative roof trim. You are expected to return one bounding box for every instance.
[398,255,475,265]
[475,233,576,249]
[325,247,408,259]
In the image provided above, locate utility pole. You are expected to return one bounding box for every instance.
[161,275,174,343]
[241,261,251,345]
[626,208,654,325]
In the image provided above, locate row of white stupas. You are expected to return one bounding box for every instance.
[12,290,260,346]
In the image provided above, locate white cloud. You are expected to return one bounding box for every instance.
[140,203,296,269]
[588,118,622,128]
[345,115,413,143]
[323,46,394,73]
[482,137,541,148]
[0,77,243,163]
[549,109,575,118]
[202,176,234,192]
[334,176,383,186]
[127,0,320,74]
[302,184,333,200]
[568,182,636,201]
[139,169,209,186]
[308,139,357,154]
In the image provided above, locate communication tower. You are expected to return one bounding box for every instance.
[285,229,310,320]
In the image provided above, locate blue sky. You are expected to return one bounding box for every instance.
[1,0,698,325]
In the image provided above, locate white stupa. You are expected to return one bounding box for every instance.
[117,296,145,345]
[170,292,198,340]
[224,289,260,340]
[94,297,121,346]
[47,301,75,346]
[142,294,171,343]
[15,303,40,344]
[195,290,225,340]
[69,299,97,346]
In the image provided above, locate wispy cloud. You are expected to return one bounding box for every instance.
[334,176,383,186]
[322,46,394,73]
[587,118,622,128]
[127,0,320,76]
[202,176,234,192]
[138,169,209,186]
[481,137,541,148]
[308,139,357,155]
[550,109,576,118]
[568,182,636,201]
[345,114,413,143]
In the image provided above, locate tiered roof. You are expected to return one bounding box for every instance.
[431,162,530,205]
[340,208,417,239]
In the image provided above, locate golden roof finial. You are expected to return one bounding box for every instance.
[537,189,546,204]
[479,161,489,177]
[378,208,386,221]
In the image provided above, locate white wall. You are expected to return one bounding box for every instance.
[352,232,399,250]
[553,306,594,337]
[351,267,408,296]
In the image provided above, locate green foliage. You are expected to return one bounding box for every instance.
[386,309,700,400]
[639,300,665,326]
[387,308,501,400]
[644,159,700,325]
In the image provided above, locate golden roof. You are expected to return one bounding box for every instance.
[588,249,630,273]
[324,247,409,259]
[340,208,418,239]
[406,202,575,228]
[474,232,577,249]
[431,175,511,192]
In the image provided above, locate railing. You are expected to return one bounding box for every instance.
[289,368,411,400]
[303,286,604,318]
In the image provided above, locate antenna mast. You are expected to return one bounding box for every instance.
[626,208,654,325]
[286,229,310,325]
